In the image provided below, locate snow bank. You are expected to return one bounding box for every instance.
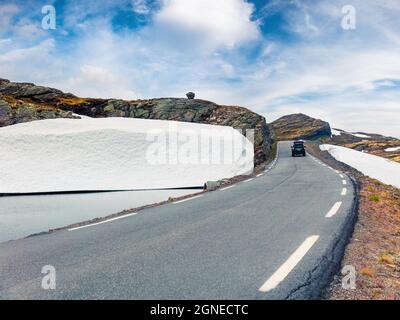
[331,129,342,136]
[320,144,400,188]
[0,118,254,193]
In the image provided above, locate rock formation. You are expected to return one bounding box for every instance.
[186,92,195,99]
[0,79,272,166]
[270,113,331,141]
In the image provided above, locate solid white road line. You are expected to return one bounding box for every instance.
[244,178,254,183]
[342,179,347,185]
[259,235,320,293]
[220,185,235,191]
[257,173,263,177]
[325,202,342,218]
[339,174,344,178]
[341,188,347,196]
[173,195,203,204]
[68,212,138,231]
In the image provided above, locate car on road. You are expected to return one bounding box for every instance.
[291,140,306,157]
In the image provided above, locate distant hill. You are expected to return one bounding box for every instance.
[270,113,331,140]
[269,112,400,163]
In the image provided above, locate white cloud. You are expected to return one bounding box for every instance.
[66,64,138,99]
[132,0,150,14]
[155,0,260,49]
[0,38,12,46]
[0,39,54,63]
[0,38,60,84]
[80,65,117,84]
[0,3,19,33]
[1,0,400,138]
[13,18,45,39]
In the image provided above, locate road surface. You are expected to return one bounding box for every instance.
[0,141,355,299]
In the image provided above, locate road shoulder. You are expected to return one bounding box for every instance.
[306,142,400,300]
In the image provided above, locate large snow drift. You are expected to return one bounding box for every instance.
[320,144,400,189]
[0,118,254,193]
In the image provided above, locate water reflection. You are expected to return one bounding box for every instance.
[0,189,198,243]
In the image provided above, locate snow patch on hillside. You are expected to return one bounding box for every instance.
[320,144,400,189]
[385,146,400,152]
[351,133,371,139]
[0,118,254,193]
[331,129,371,139]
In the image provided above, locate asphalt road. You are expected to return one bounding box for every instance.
[0,141,355,300]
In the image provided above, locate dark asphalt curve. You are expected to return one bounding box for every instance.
[0,141,355,300]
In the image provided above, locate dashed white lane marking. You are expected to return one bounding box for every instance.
[259,235,320,293]
[173,195,203,204]
[341,188,347,196]
[325,202,342,218]
[244,178,254,183]
[68,212,138,231]
[220,185,236,191]
[339,174,344,178]
[342,179,347,185]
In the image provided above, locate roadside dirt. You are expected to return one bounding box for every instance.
[306,142,400,300]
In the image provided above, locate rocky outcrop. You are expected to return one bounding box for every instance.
[0,79,272,166]
[0,99,78,127]
[0,79,78,126]
[270,113,331,141]
[0,78,74,103]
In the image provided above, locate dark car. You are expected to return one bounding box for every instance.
[291,141,306,157]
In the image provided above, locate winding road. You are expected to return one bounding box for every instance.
[0,141,355,299]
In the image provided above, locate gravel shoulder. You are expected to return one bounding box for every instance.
[306,142,400,300]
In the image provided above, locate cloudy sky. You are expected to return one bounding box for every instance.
[0,0,399,137]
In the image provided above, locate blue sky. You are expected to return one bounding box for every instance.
[0,0,400,137]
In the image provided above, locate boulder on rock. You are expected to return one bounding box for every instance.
[186,92,195,99]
